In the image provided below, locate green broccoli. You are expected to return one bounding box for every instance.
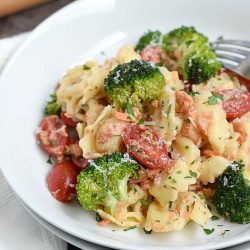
[76,152,140,216]
[44,93,61,116]
[135,30,163,52]
[212,160,250,224]
[104,59,165,109]
[163,26,221,84]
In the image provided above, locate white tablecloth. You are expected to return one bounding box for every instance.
[0,33,67,250]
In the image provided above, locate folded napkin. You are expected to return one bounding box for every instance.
[0,33,67,250]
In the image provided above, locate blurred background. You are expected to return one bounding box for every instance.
[0,0,74,38]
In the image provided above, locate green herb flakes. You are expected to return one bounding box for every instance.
[140,199,151,206]
[189,170,197,178]
[95,213,102,222]
[166,104,172,118]
[125,103,136,117]
[143,228,152,234]
[211,215,220,221]
[203,227,214,235]
[137,118,145,125]
[47,156,52,164]
[44,93,61,116]
[189,91,200,97]
[83,64,90,70]
[123,226,136,231]
[207,92,224,105]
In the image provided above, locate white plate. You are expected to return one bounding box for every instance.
[21,202,250,250]
[0,0,249,249]
[21,201,111,250]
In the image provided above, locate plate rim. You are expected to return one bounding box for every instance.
[0,0,249,249]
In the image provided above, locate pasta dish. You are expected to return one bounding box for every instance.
[36,26,250,233]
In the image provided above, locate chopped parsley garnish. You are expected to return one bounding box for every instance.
[166,104,172,118]
[184,176,192,179]
[189,170,197,177]
[125,103,136,117]
[140,199,151,206]
[137,118,145,125]
[123,226,137,231]
[95,212,102,222]
[184,118,191,124]
[47,156,52,164]
[211,215,220,221]
[83,64,90,70]
[203,227,215,235]
[206,92,224,105]
[189,91,200,97]
[44,93,61,116]
[168,201,173,209]
[171,178,177,184]
[143,228,152,234]
[176,170,182,174]
[185,145,189,149]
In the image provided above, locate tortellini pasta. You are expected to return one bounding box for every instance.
[151,86,183,143]
[57,61,106,121]
[193,90,230,153]
[144,192,211,232]
[198,156,229,185]
[172,136,200,165]
[149,160,198,207]
[79,105,113,159]
[53,41,250,233]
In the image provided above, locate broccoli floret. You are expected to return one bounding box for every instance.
[76,152,140,216]
[181,41,222,83]
[135,30,163,52]
[163,26,221,84]
[44,93,61,116]
[104,60,165,109]
[212,160,250,224]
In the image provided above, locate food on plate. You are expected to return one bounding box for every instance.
[104,59,165,109]
[163,26,222,84]
[36,26,250,233]
[213,160,250,224]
